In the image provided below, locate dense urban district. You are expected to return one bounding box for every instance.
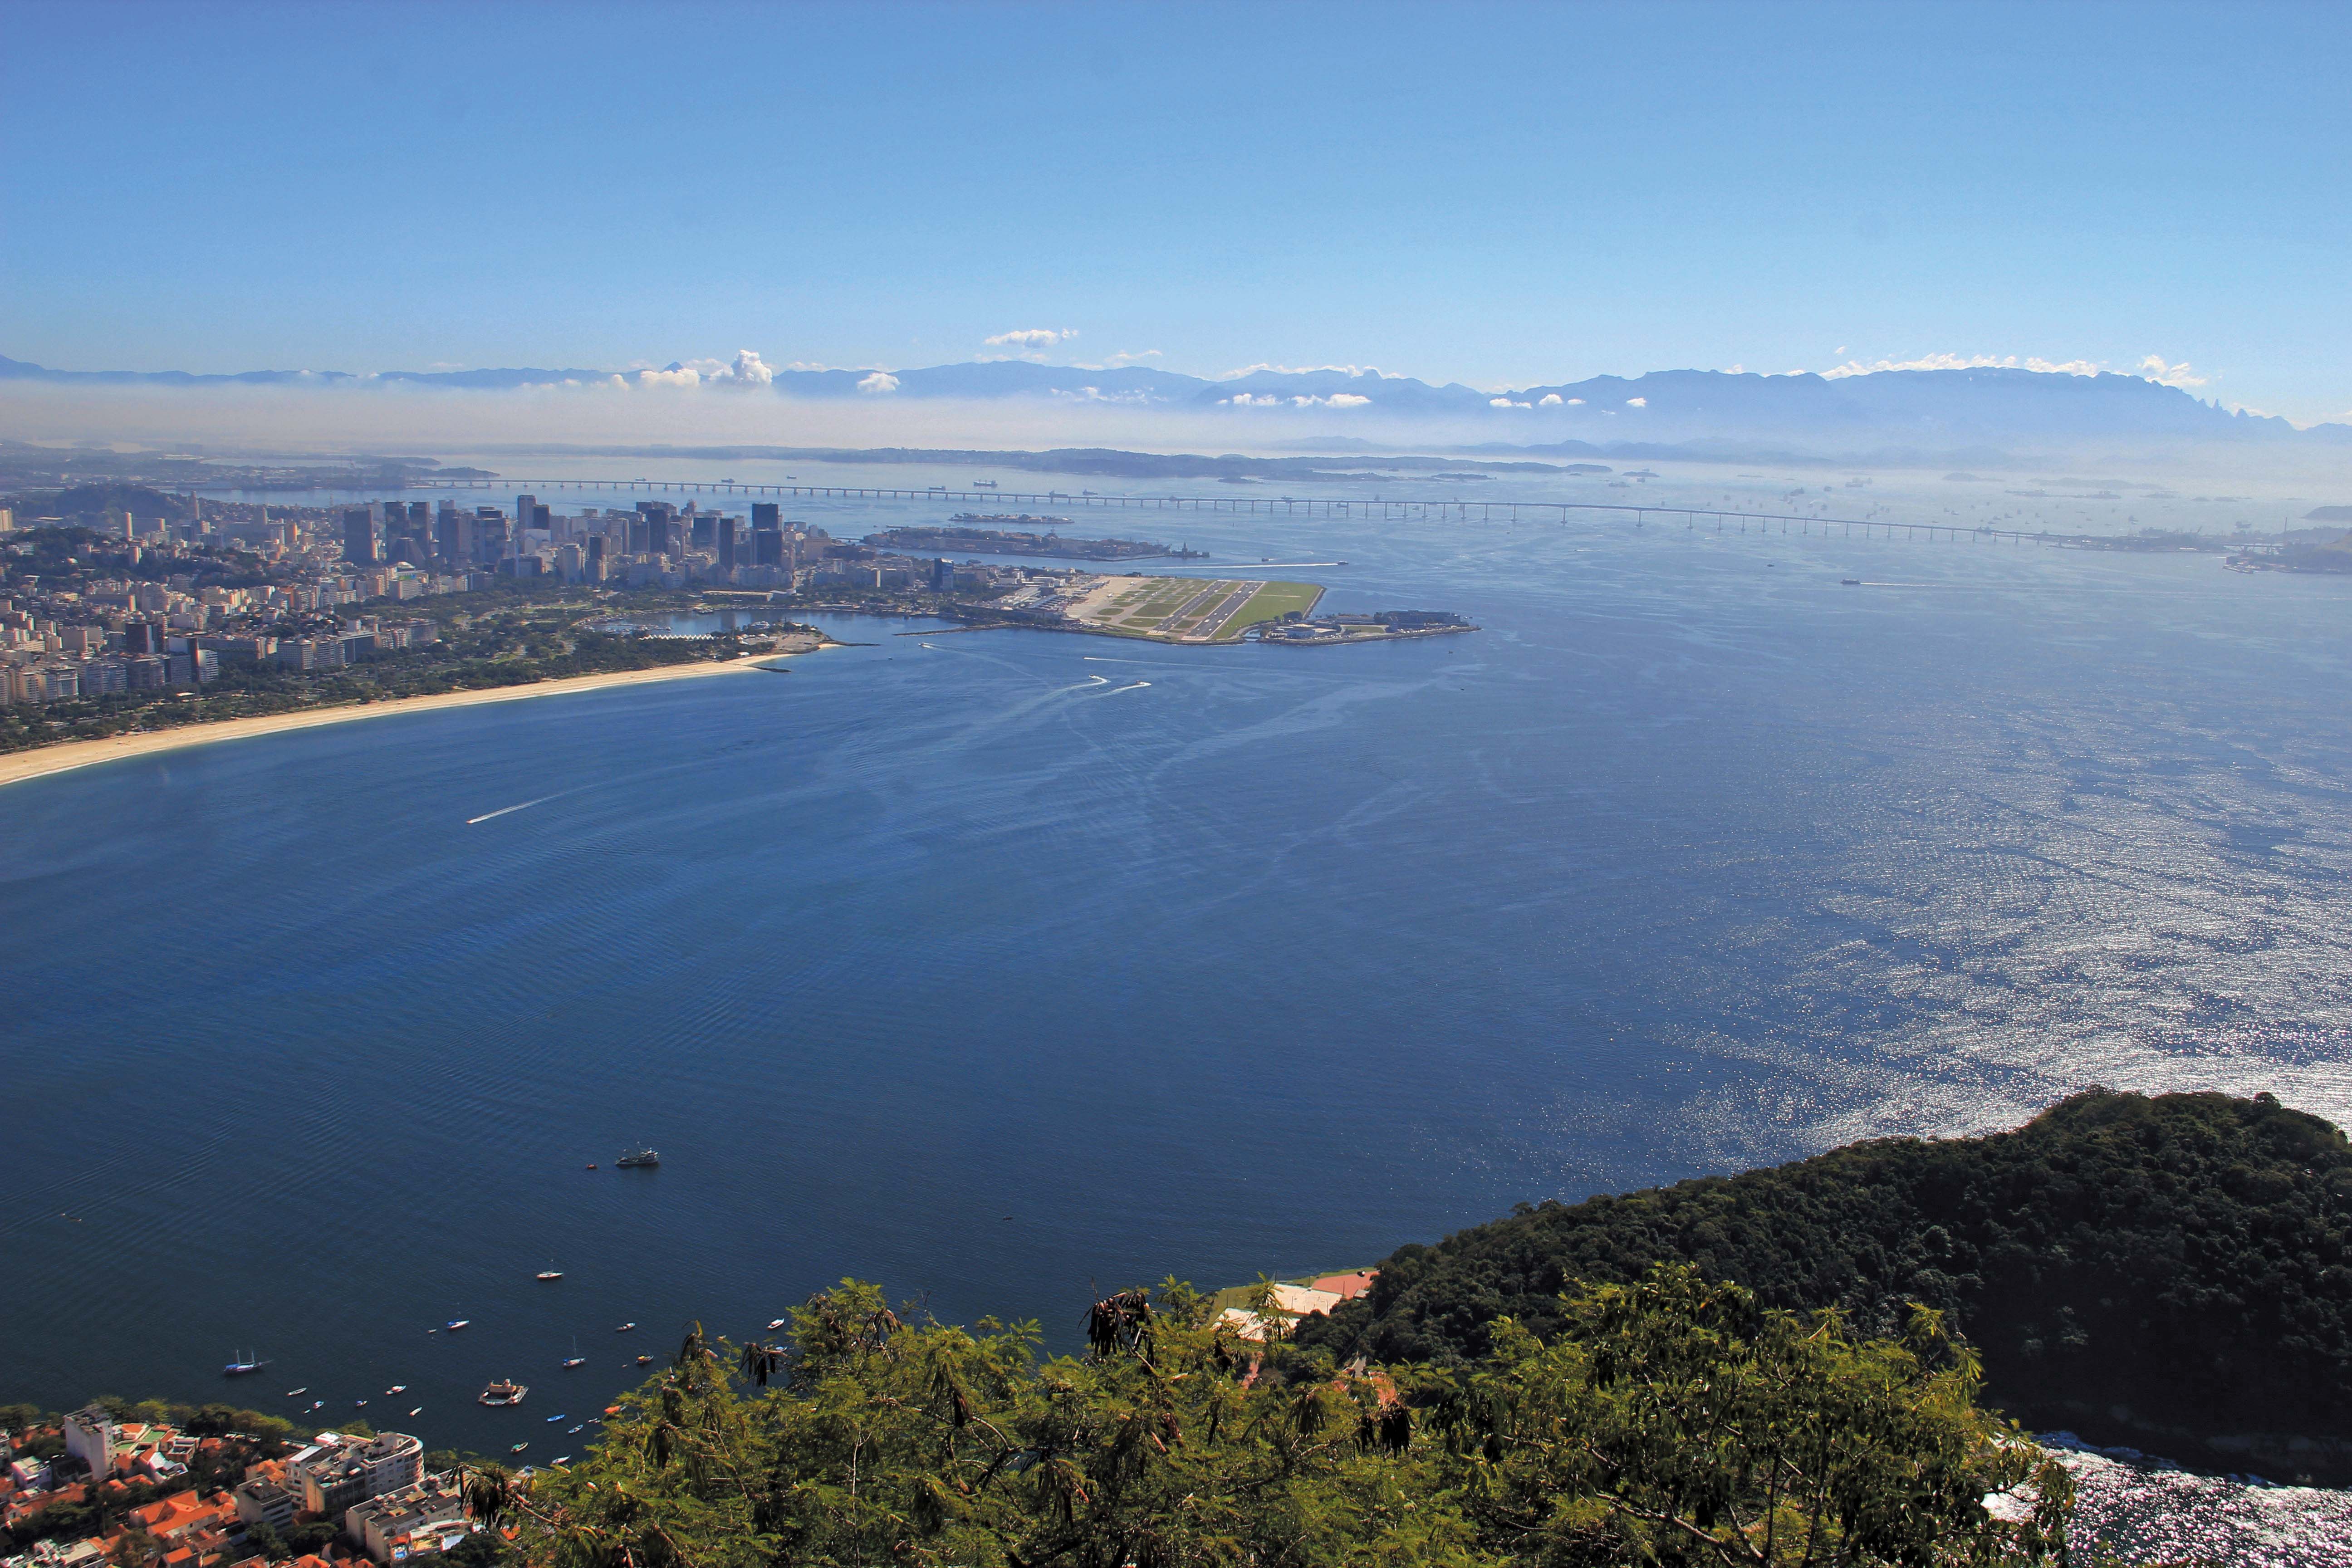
[0,486,1469,755]
[0,1401,493,1568]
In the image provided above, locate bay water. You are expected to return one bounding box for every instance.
[4,489,2349,1456]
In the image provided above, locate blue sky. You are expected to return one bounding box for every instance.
[5,0,2349,421]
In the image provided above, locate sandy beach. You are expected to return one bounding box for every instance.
[0,648,814,793]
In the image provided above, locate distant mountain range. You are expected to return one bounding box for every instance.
[8,353,2348,454]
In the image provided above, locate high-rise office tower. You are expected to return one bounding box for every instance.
[435,501,461,562]
[635,500,678,556]
[752,502,780,530]
[475,508,510,563]
[716,516,736,572]
[342,507,380,564]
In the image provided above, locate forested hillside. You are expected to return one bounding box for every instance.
[466,1272,2068,1568]
[1296,1091,2352,1476]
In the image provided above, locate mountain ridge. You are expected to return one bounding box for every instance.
[8,353,2349,449]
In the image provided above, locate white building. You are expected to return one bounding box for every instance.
[61,1407,113,1479]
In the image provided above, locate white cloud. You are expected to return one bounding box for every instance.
[1566,397,1585,405]
[1217,363,1394,380]
[1103,349,1161,366]
[1490,396,1531,409]
[715,348,775,387]
[984,328,1075,349]
[857,371,901,394]
[1539,393,1563,406]
[1627,397,1647,407]
[1220,392,1372,408]
[655,354,779,387]
[1050,386,1155,404]
[1819,353,2102,379]
[2136,355,2209,388]
[1818,351,2211,388]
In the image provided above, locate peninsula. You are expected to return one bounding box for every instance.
[0,492,1471,765]
[865,519,1208,560]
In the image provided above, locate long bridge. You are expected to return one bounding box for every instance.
[395,476,2085,546]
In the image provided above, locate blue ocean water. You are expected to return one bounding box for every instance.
[4,498,2350,1455]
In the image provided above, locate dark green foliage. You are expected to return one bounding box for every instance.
[238,1522,287,1560]
[283,1519,339,1555]
[490,1275,2062,1568]
[1298,1091,2352,1463]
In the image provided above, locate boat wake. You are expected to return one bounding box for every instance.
[467,794,565,825]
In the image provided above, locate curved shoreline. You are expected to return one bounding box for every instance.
[0,650,810,793]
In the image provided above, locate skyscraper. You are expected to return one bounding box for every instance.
[342,507,380,564]
[635,500,678,556]
[752,502,780,530]
[716,515,736,572]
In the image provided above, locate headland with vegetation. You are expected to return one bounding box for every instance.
[10,1090,2343,1567]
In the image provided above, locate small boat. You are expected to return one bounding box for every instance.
[568,1426,583,1434]
[408,1408,422,1416]
[224,1352,267,1376]
[616,1322,636,1332]
[635,1354,652,1365]
[510,1443,528,1454]
[354,1399,368,1407]
[387,1385,406,1394]
[546,1413,566,1423]
[285,1388,307,1397]
[585,1163,597,1170]
[1841,578,1861,586]
[553,1455,571,1465]
[479,1380,529,1407]
[536,1270,564,1282]
[616,1149,659,1169]
[446,1319,470,1331]
[311,1401,325,1411]
[766,1319,786,1330]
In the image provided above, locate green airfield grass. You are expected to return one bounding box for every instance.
[1077,576,1326,641]
[1213,581,1325,640]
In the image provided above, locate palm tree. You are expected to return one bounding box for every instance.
[739,1340,785,1388]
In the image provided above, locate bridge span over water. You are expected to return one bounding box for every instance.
[406,476,2081,547]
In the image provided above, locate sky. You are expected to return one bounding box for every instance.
[4,0,2350,423]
